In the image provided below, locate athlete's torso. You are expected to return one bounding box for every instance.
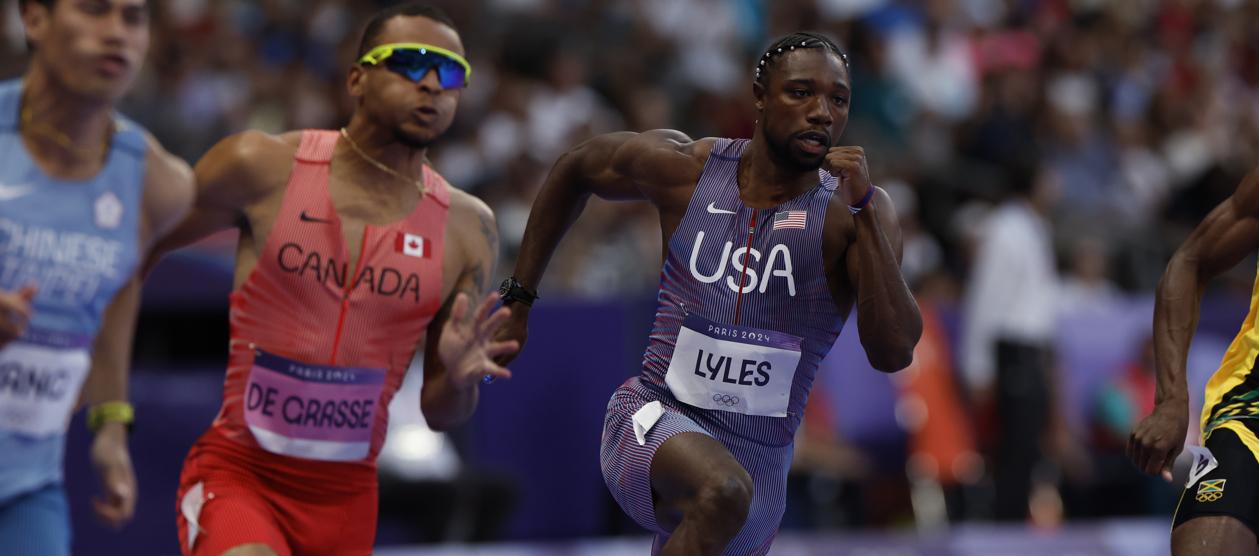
[206,130,450,470]
[639,138,846,446]
[0,80,147,502]
[1203,261,1259,436]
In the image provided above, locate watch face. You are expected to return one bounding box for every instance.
[499,279,512,296]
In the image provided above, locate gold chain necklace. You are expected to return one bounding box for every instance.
[339,127,427,199]
[20,105,111,161]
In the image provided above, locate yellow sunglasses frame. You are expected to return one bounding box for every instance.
[358,42,472,87]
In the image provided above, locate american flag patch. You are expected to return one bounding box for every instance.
[772,210,807,230]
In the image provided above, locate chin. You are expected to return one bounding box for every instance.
[394,129,435,150]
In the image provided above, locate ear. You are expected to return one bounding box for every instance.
[752,80,766,112]
[347,64,367,99]
[22,2,52,48]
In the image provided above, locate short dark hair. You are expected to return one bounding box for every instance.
[18,0,55,9]
[754,31,849,86]
[357,3,458,57]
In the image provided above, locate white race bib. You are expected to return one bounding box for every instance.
[0,337,91,438]
[665,313,803,417]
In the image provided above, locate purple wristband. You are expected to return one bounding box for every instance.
[848,186,875,214]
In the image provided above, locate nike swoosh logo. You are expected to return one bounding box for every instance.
[706,202,736,215]
[0,184,33,201]
[299,210,333,224]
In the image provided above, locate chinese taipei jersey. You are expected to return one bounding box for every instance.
[0,80,146,502]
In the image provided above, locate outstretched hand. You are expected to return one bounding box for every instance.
[438,292,519,388]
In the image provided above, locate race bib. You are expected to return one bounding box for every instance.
[243,349,385,461]
[664,313,803,417]
[0,333,92,438]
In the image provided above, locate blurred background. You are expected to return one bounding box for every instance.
[7,0,1259,554]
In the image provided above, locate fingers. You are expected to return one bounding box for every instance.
[476,305,513,339]
[92,474,136,528]
[17,284,37,301]
[478,362,512,382]
[449,292,470,323]
[1162,467,1174,483]
[0,289,34,344]
[485,339,520,359]
[474,291,499,324]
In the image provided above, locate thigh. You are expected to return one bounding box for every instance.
[1172,515,1256,556]
[0,484,70,556]
[177,451,290,556]
[600,389,713,534]
[1174,426,1259,544]
[650,431,752,531]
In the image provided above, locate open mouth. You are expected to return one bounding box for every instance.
[795,131,829,154]
[96,54,130,76]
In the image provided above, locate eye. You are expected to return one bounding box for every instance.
[791,89,810,98]
[832,96,849,107]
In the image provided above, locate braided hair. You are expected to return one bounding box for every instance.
[754,32,849,85]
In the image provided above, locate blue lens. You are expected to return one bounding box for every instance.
[383,50,466,89]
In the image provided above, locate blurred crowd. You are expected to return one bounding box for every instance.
[5,0,1259,537]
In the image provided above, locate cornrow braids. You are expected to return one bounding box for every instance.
[754,31,849,85]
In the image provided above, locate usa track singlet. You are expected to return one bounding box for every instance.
[206,129,449,468]
[0,80,146,502]
[641,137,845,445]
[600,138,848,555]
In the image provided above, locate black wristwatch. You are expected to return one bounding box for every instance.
[498,276,539,307]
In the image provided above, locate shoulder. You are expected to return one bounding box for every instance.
[139,132,195,240]
[202,129,301,178]
[608,130,716,181]
[446,187,494,224]
[443,187,498,279]
[194,129,302,203]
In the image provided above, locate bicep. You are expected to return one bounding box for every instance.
[566,130,699,202]
[1183,196,1259,279]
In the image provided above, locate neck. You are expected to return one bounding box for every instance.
[737,132,819,207]
[341,116,428,182]
[22,64,114,155]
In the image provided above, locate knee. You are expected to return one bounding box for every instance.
[219,544,280,556]
[691,471,754,528]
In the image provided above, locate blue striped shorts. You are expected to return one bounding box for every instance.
[599,379,792,556]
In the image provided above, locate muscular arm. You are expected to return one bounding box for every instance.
[1155,170,1259,411]
[1131,166,1259,477]
[421,197,503,430]
[512,129,703,294]
[141,130,285,275]
[844,188,921,372]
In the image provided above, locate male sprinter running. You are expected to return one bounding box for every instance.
[0,1,195,555]
[498,32,922,555]
[1130,164,1259,555]
[150,4,516,555]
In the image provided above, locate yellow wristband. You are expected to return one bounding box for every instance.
[87,401,134,432]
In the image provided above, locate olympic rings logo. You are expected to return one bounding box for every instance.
[712,394,740,407]
[1197,492,1223,503]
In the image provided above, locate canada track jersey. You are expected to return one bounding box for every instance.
[208,129,448,466]
[640,137,845,446]
[1201,260,1259,455]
